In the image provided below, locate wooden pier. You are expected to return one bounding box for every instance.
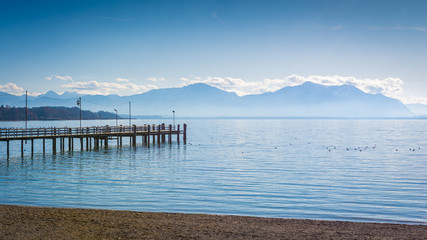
[0,124,187,159]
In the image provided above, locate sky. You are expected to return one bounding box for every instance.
[1,0,426,104]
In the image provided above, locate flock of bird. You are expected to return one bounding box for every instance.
[324,145,422,152]
[206,136,422,154]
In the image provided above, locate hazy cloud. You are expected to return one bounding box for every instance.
[46,75,73,81]
[62,80,158,95]
[146,77,165,82]
[331,25,343,30]
[212,11,226,24]
[367,26,427,32]
[0,82,25,95]
[116,78,130,82]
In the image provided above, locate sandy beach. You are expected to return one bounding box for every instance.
[0,205,425,239]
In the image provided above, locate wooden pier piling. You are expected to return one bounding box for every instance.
[7,140,9,159]
[31,139,34,156]
[183,124,187,144]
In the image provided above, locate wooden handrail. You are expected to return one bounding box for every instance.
[0,125,180,139]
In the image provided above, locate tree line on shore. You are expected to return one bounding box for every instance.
[0,105,116,121]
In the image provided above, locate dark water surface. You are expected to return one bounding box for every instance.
[1,119,426,224]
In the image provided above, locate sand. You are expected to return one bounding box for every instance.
[0,205,425,239]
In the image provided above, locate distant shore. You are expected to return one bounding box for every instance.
[1,205,425,239]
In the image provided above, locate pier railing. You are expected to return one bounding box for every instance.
[0,124,178,139]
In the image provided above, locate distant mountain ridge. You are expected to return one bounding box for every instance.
[0,82,414,118]
[406,103,427,116]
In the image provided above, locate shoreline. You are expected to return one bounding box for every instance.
[1,205,426,239]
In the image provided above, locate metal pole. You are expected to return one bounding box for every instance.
[129,101,131,126]
[77,97,82,132]
[25,90,27,130]
[114,109,118,126]
[173,110,175,129]
[25,90,27,144]
[79,97,82,129]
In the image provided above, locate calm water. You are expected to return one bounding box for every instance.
[0,119,426,224]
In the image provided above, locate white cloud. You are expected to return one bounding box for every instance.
[116,78,130,82]
[46,75,73,81]
[146,77,165,82]
[62,80,158,95]
[0,83,25,95]
[180,74,426,104]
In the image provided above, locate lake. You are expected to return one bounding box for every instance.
[0,119,426,224]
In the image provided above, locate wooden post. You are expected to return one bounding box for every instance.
[105,138,108,149]
[120,136,122,148]
[71,138,74,151]
[52,138,56,155]
[68,137,72,152]
[157,125,161,144]
[169,124,172,143]
[43,138,45,154]
[147,126,150,146]
[7,140,9,159]
[183,123,187,144]
[21,139,24,157]
[89,137,92,150]
[86,137,89,151]
[161,124,166,142]
[31,139,34,156]
[177,124,180,143]
[95,138,99,150]
[152,125,156,144]
[80,137,83,151]
[132,125,136,147]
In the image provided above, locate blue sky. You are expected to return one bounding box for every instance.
[1,0,426,103]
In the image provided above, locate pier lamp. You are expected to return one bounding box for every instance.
[173,110,175,129]
[114,109,118,127]
[76,97,82,131]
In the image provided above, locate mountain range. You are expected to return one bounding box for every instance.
[0,82,419,118]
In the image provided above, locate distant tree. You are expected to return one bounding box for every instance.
[0,106,117,121]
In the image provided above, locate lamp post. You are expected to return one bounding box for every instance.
[172,110,175,129]
[129,101,131,126]
[114,109,118,126]
[76,97,82,131]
